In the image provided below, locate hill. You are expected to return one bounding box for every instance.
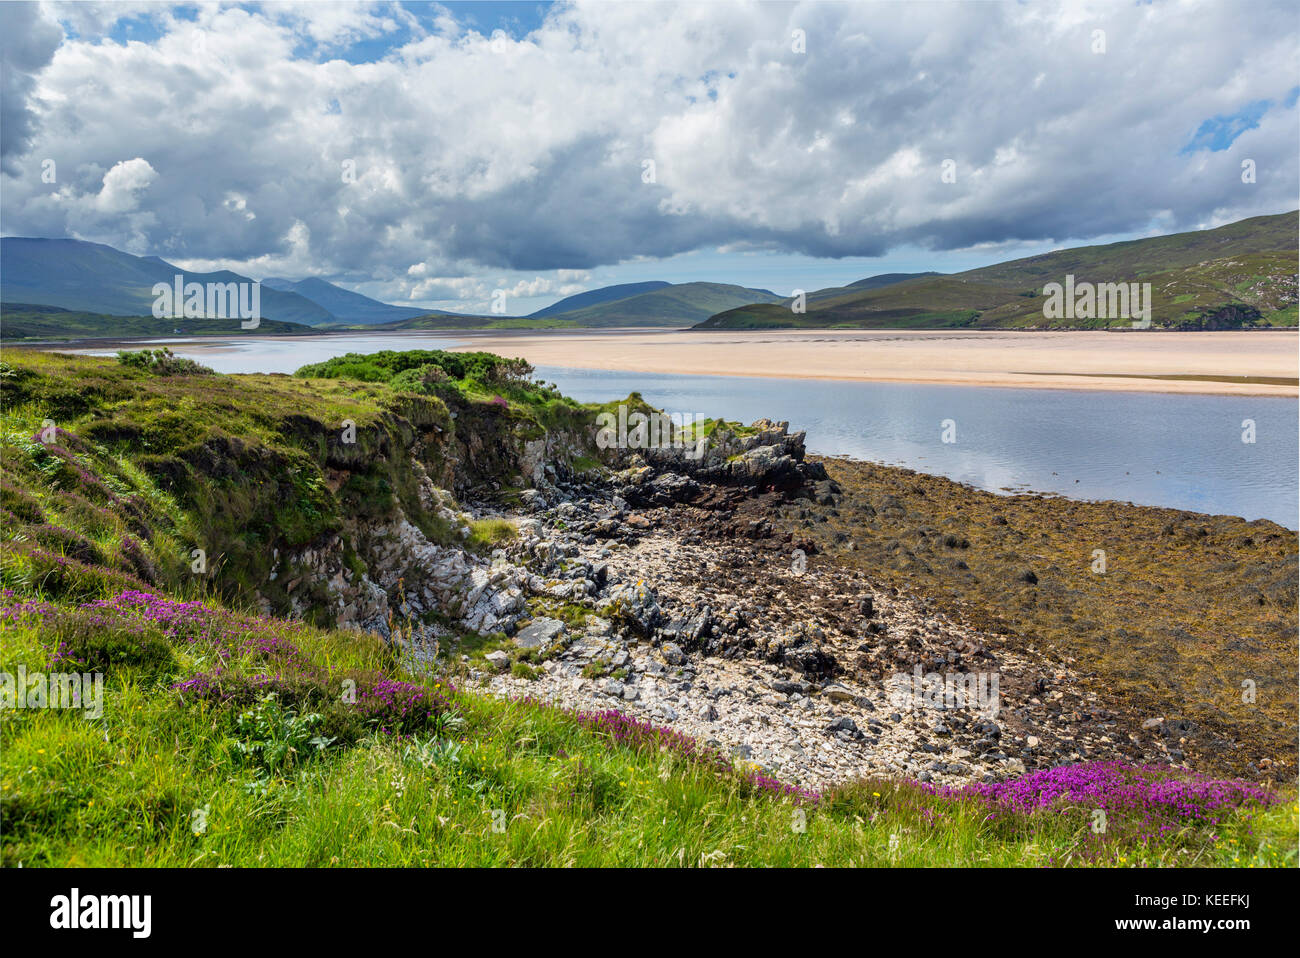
[261,276,443,325]
[847,272,943,291]
[696,212,1299,329]
[0,237,336,326]
[795,272,944,307]
[372,280,785,329]
[0,303,315,341]
[528,281,672,318]
[336,314,580,331]
[541,281,782,327]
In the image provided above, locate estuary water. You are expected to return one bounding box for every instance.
[62,335,1299,528]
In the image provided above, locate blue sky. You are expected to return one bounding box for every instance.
[3,0,1296,315]
[101,2,556,60]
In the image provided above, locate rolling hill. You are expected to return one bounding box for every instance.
[696,212,1298,330]
[0,303,315,341]
[372,280,785,329]
[800,272,943,307]
[261,277,442,325]
[536,281,782,327]
[346,314,579,331]
[527,281,672,318]
[0,238,336,326]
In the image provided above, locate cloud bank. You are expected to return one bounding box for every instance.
[1,0,1296,308]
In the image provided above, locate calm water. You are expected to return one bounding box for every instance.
[66,336,1299,528]
[535,366,1298,528]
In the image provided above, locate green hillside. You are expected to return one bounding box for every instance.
[698,212,1299,329]
[341,314,579,331]
[0,303,315,341]
[373,281,785,330]
[548,282,783,327]
[528,281,672,318]
[0,238,336,327]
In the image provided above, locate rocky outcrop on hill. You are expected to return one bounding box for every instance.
[636,418,828,491]
[268,418,831,643]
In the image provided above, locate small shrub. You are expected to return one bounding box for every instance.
[47,612,178,681]
[116,348,214,377]
[511,661,541,680]
[173,667,453,742]
[0,543,151,602]
[222,693,334,774]
[389,364,450,394]
[115,536,158,584]
[0,480,44,524]
[26,524,104,567]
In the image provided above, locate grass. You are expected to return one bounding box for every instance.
[0,347,1293,867]
[0,349,620,619]
[466,517,517,553]
[3,591,1292,867]
[2,592,1291,867]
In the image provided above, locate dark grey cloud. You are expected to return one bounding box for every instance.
[0,2,61,174]
[0,0,1295,301]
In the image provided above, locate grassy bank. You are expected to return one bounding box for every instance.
[2,590,1291,867]
[1,348,1294,866]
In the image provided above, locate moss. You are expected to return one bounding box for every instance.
[527,599,593,630]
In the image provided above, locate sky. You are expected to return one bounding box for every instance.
[1,0,1297,316]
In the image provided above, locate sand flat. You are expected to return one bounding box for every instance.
[448,328,1299,396]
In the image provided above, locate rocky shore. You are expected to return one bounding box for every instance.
[372,420,1222,791]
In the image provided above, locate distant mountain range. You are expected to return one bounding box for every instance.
[2,212,1295,339]
[367,280,782,330]
[0,238,447,329]
[261,276,446,324]
[697,213,1298,329]
[1,238,336,326]
[0,237,778,335]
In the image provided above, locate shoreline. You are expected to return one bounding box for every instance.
[473,446,1296,785]
[448,328,1299,397]
[16,327,1299,396]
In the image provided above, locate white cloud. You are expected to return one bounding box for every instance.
[0,0,1294,295]
[94,157,156,213]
